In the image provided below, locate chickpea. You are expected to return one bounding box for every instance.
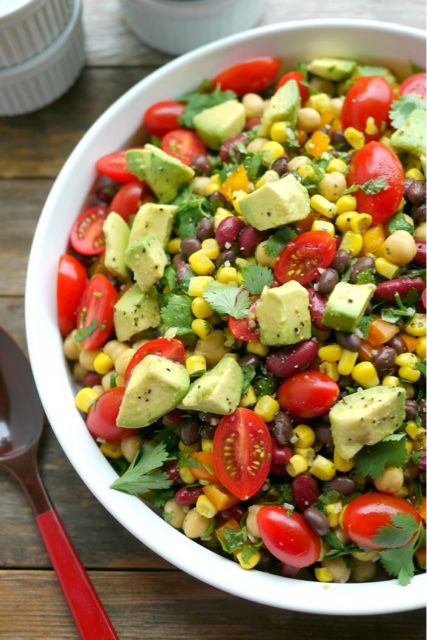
[373,466,404,494]
[182,508,210,539]
[246,505,262,538]
[287,155,310,172]
[414,222,426,242]
[114,348,135,375]
[319,171,347,202]
[192,176,211,196]
[63,330,81,361]
[121,434,143,463]
[242,93,265,119]
[352,550,379,562]
[330,97,344,117]
[79,348,100,371]
[351,559,377,582]
[255,240,277,268]
[164,499,187,529]
[322,557,351,583]
[247,137,270,154]
[383,230,417,265]
[297,107,322,133]
[73,361,87,382]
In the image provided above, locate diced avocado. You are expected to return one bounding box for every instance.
[126,145,194,203]
[330,386,406,459]
[193,100,246,150]
[117,354,190,428]
[322,282,376,332]
[129,202,177,248]
[307,57,357,82]
[125,234,167,292]
[239,174,310,231]
[113,284,159,342]
[103,212,131,281]
[255,281,311,346]
[391,108,426,159]
[180,356,243,415]
[258,79,300,136]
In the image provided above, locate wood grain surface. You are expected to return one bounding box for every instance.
[0,1,425,638]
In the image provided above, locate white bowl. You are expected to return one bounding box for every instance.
[26,19,426,615]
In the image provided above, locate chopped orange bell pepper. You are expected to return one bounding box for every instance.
[215,518,241,552]
[358,339,379,361]
[305,130,330,158]
[202,484,238,511]
[401,333,419,352]
[188,450,218,483]
[219,164,251,201]
[320,111,335,127]
[367,318,400,347]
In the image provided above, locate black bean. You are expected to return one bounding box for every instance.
[191,154,212,176]
[330,130,350,151]
[338,375,352,389]
[406,179,426,206]
[199,423,217,440]
[412,202,426,225]
[405,400,419,421]
[271,154,289,176]
[335,331,361,352]
[317,268,339,294]
[180,419,200,445]
[176,262,191,283]
[239,354,260,367]
[270,411,293,445]
[419,399,426,428]
[196,217,214,241]
[181,237,201,258]
[372,346,397,377]
[331,249,351,274]
[215,247,237,267]
[315,424,333,446]
[350,256,375,283]
[325,475,356,497]
[303,506,330,536]
[208,190,231,211]
[387,334,407,354]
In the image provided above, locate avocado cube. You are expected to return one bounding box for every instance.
[193,99,245,150]
[113,284,159,342]
[125,234,167,292]
[259,79,300,136]
[180,356,243,415]
[129,203,177,248]
[239,174,310,231]
[330,386,406,459]
[117,354,190,428]
[103,212,131,282]
[307,57,357,81]
[322,282,375,332]
[391,108,426,159]
[255,281,311,346]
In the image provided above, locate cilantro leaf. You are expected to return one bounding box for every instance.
[357,314,374,338]
[203,282,250,319]
[243,152,263,182]
[373,512,420,549]
[388,212,414,234]
[75,320,99,342]
[355,269,376,284]
[346,176,389,196]
[379,543,416,586]
[389,93,427,129]
[179,85,237,128]
[160,294,193,335]
[240,364,256,394]
[354,433,408,479]
[252,374,278,397]
[381,292,416,324]
[264,227,297,257]
[242,264,273,295]
[416,361,426,377]
[110,443,172,495]
[173,187,210,238]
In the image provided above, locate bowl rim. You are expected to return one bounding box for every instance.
[25,18,426,616]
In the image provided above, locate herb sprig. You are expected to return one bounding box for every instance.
[110,443,172,495]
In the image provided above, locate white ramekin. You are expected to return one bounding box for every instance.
[0,0,71,68]
[0,0,85,116]
[119,0,265,55]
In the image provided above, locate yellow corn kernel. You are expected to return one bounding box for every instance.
[262,140,286,164]
[399,365,421,383]
[191,319,212,339]
[382,375,400,388]
[100,441,122,459]
[344,127,365,149]
[216,266,239,284]
[210,173,221,186]
[319,361,340,381]
[191,296,213,319]
[336,194,357,214]
[315,567,333,582]
[201,438,214,453]
[311,219,335,236]
[179,466,196,484]
[365,116,379,136]
[333,450,354,472]
[204,182,218,196]
[405,421,424,440]
[189,250,215,275]
[240,385,257,407]
[395,352,419,368]
[405,313,426,337]
[405,168,424,180]
[186,354,207,377]
[199,238,219,260]
[254,395,280,422]
[351,362,380,388]
[335,211,358,233]
[294,447,316,464]
[214,207,233,229]
[286,454,309,477]
[310,455,336,481]
[307,93,331,114]
[297,163,318,182]
[196,494,218,519]
[340,230,363,256]
[292,424,316,448]
[310,194,337,218]
[247,342,269,357]
[362,224,386,256]
[188,275,214,297]
[327,158,347,173]
[75,387,101,413]
[93,352,114,375]
[236,548,261,570]
[167,238,182,254]
[416,336,426,360]
[375,257,400,279]
[338,349,359,376]
[405,440,414,455]
[318,343,343,362]
[270,121,288,143]
[350,213,372,234]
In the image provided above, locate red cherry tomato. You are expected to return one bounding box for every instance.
[422,289,427,309]
[347,141,404,224]
[57,254,87,336]
[342,492,421,550]
[278,370,339,419]
[257,505,321,568]
[143,100,185,137]
[274,231,337,285]
[86,387,139,441]
[70,206,107,256]
[400,72,426,99]
[276,70,309,103]
[77,274,118,350]
[212,408,272,500]
[341,76,394,141]
[109,181,150,222]
[96,150,138,183]
[211,57,281,96]
[161,129,207,166]
[228,316,260,343]
[124,337,186,385]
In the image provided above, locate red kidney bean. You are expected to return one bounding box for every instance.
[219,134,246,162]
[291,474,320,511]
[163,409,184,425]
[307,288,328,330]
[215,216,245,247]
[164,461,181,483]
[175,486,203,507]
[237,226,265,256]
[82,372,102,387]
[272,441,293,467]
[217,504,245,524]
[414,241,426,266]
[374,277,425,301]
[266,339,318,378]
[303,506,330,536]
[419,450,426,471]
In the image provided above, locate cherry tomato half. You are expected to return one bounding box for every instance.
[143,100,185,137]
[124,337,186,385]
[86,387,139,441]
[341,76,394,142]
[70,206,107,256]
[57,254,87,336]
[278,370,339,419]
[228,301,260,343]
[347,141,404,225]
[342,492,421,551]
[211,57,281,96]
[96,150,138,183]
[274,230,336,285]
[109,181,150,222]
[400,72,426,99]
[77,274,118,350]
[276,70,309,103]
[257,505,321,568]
[161,129,207,166]
[212,408,272,500]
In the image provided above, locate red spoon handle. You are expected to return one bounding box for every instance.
[36,509,118,640]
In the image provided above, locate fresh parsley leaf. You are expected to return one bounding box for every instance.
[264,227,297,257]
[388,212,414,234]
[242,264,273,294]
[110,443,172,495]
[373,512,420,549]
[203,282,250,319]
[179,85,237,128]
[240,364,256,394]
[416,361,426,377]
[390,93,427,129]
[345,176,389,196]
[160,294,193,335]
[355,269,376,284]
[354,434,408,479]
[357,314,374,338]
[75,320,99,342]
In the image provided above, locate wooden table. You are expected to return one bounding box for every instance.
[0,1,425,638]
